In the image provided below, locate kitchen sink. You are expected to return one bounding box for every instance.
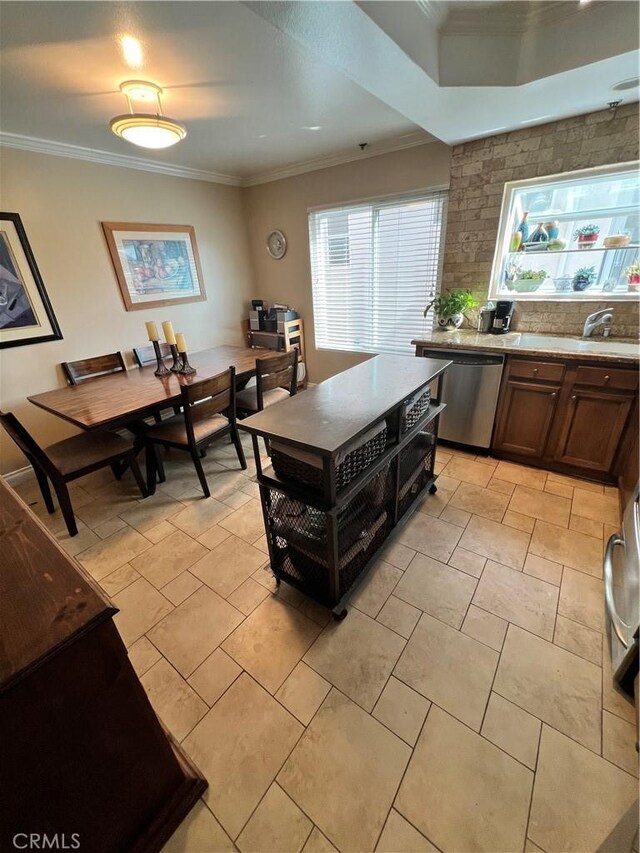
[514,333,639,357]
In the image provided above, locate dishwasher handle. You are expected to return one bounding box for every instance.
[421,350,504,367]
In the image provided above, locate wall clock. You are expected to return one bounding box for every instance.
[267,229,287,260]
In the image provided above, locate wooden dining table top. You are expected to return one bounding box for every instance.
[28,345,274,431]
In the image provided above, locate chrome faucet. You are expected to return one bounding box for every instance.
[583,308,614,338]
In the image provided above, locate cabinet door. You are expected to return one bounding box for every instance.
[553,388,634,473]
[493,379,560,458]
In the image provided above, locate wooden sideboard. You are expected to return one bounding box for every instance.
[0,477,205,852]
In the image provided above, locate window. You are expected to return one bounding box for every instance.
[309,190,448,355]
[489,162,640,301]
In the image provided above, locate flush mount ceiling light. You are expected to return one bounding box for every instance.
[110,80,187,149]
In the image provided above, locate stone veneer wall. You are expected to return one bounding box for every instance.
[441,103,640,338]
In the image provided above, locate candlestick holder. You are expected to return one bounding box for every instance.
[177,349,197,375]
[152,340,171,376]
[169,344,182,372]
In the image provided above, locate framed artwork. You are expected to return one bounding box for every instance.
[102,222,206,311]
[0,212,63,349]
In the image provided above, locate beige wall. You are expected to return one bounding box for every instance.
[0,147,253,474]
[242,142,452,383]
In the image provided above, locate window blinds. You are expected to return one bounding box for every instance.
[309,190,448,355]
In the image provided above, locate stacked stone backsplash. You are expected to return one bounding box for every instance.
[441,102,640,339]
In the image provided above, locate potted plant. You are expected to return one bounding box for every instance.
[572,266,597,291]
[625,260,640,291]
[508,268,547,293]
[424,289,478,330]
[573,224,600,249]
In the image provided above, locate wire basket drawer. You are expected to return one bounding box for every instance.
[400,386,431,434]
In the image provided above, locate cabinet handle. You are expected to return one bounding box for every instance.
[571,395,577,401]
[551,392,557,398]
[604,375,610,383]
[533,368,539,374]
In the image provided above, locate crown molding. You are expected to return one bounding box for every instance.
[241,132,436,187]
[0,132,242,186]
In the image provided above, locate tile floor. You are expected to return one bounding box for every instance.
[13,439,639,853]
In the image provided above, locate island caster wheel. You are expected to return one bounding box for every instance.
[332,607,348,622]
[429,484,438,494]
[275,577,281,586]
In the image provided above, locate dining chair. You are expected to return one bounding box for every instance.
[0,411,146,537]
[144,366,246,498]
[62,352,127,385]
[235,350,298,416]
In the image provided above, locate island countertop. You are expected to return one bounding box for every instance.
[412,329,639,365]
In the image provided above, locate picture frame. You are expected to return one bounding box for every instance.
[0,212,63,349]
[102,222,207,312]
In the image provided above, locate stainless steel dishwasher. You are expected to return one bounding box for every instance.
[420,349,505,449]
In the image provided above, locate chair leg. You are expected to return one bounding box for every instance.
[52,479,78,537]
[154,446,166,483]
[232,426,248,470]
[34,467,55,514]
[127,451,148,498]
[146,444,157,496]
[190,448,211,498]
[110,461,123,481]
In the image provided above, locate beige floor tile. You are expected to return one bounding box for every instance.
[188,647,242,706]
[530,520,602,577]
[155,460,202,499]
[481,692,541,770]
[570,513,604,539]
[378,539,416,570]
[119,491,183,534]
[448,545,486,578]
[372,676,430,745]
[99,562,140,596]
[144,520,176,544]
[416,486,454,518]
[113,577,173,646]
[226,577,270,615]
[439,504,471,527]
[377,595,421,639]
[74,490,139,529]
[190,535,266,598]
[461,604,508,651]
[434,474,461,492]
[548,473,603,494]
[524,553,563,586]
[77,525,151,581]
[237,783,312,853]
[602,636,637,724]
[396,705,533,853]
[493,460,547,490]
[129,529,207,590]
[559,567,605,632]
[162,571,202,605]
[376,810,437,852]
[473,560,558,640]
[394,553,477,629]
[302,827,337,853]
[509,484,571,527]
[148,585,243,676]
[603,710,639,777]
[395,512,462,563]
[502,509,536,533]
[184,673,303,840]
[488,476,516,496]
[554,614,602,665]
[573,489,620,526]
[196,524,232,550]
[441,456,494,487]
[128,636,161,677]
[223,490,252,510]
[459,515,530,569]
[449,482,509,522]
[351,559,402,618]
[163,799,235,852]
[92,516,127,541]
[304,608,405,712]
[218,498,265,543]
[544,479,573,499]
[529,725,638,853]
[494,625,602,753]
[278,689,410,852]
[169,496,233,538]
[141,658,208,742]
[223,597,321,693]
[394,612,498,730]
[297,597,331,628]
[275,661,331,725]
[525,838,545,853]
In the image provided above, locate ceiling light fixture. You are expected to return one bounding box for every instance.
[110,80,187,149]
[303,125,322,131]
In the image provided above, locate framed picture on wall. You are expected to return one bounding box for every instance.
[0,212,63,349]
[102,222,207,311]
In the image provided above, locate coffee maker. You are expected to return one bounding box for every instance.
[490,300,515,335]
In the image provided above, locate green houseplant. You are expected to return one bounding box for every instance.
[424,289,478,331]
[508,268,547,293]
[572,266,597,291]
[574,224,600,249]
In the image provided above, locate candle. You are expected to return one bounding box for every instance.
[162,320,176,346]
[145,321,159,342]
[175,333,187,353]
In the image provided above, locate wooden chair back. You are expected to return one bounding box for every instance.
[62,352,126,385]
[283,318,305,362]
[256,350,297,409]
[180,367,236,446]
[133,343,172,367]
[0,411,55,477]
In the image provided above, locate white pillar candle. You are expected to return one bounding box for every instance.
[175,333,187,353]
[145,321,159,342]
[162,320,176,345]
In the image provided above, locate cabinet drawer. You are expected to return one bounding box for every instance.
[509,359,565,382]
[574,365,638,391]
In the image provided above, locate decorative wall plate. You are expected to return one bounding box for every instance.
[267,229,287,260]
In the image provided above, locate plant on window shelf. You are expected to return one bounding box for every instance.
[572,266,597,292]
[506,267,547,294]
[424,289,478,331]
[625,260,640,286]
[573,224,600,249]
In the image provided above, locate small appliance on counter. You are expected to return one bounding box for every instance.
[249,299,268,331]
[489,300,515,334]
[264,304,298,333]
[477,303,495,334]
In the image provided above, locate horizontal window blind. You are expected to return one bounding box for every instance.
[309,190,447,355]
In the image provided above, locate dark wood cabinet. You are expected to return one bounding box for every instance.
[493,378,561,458]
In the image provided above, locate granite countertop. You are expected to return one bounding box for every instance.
[412,329,639,365]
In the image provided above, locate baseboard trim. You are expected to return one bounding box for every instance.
[3,465,34,487]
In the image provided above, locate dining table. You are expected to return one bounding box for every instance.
[28,345,276,432]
